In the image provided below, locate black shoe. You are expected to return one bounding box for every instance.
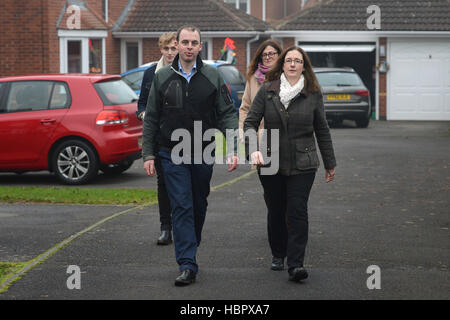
[271,257,284,271]
[174,269,196,286]
[288,267,308,282]
[157,230,172,245]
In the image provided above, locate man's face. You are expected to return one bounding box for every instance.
[160,40,178,65]
[177,29,202,64]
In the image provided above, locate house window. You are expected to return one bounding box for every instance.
[200,39,213,60]
[224,0,250,14]
[126,42,139,70]
[68,40,82,73]
[120,39,143,73]
[89,39,103,73]
[59,30,107,73]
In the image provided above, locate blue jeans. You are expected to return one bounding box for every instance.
[158,151,214,274]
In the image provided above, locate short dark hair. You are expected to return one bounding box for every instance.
[176,25,202,43]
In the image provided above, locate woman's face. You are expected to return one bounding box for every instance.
[261,45,279,68]
[282,49,304,81]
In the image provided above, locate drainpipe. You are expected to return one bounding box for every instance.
[246,34,260,69]
[262,0,266,21]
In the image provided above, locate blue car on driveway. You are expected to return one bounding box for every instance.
[121,60,245,114]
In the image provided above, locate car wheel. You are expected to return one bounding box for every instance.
[356,115,370,128]
[51,140,98,185]
[100,160,134,175]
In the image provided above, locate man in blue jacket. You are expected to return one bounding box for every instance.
[137,32,177,245]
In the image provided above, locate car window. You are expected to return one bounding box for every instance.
[122,70,145,91]
[94,79,138,105]
[6,81,53,112]
[315,72,362,87]
[5,81,70,113]
[49,83,70,109]
[217,65,245,86]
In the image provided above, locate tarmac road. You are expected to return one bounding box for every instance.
[0,120,449,301]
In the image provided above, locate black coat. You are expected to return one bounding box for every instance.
[137,64,157,118]
[244,79,336,176]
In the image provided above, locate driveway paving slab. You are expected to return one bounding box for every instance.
[0,121,448,301]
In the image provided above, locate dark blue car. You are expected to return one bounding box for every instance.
[121,60,245,114]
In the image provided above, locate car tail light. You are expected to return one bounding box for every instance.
[96,110,129,125]
[355,90,369,97]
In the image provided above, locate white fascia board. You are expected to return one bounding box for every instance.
[58,29,108,38]
[113,31,260,38]
[267,30,450,41]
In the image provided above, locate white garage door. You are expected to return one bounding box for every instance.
[388,39,450,120]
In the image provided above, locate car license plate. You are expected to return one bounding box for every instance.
[327,94,350,100]
[138,137,143,148]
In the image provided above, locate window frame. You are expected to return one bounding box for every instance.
[120,39,143,73]
[59,30,107,74]
[224,0,250,14]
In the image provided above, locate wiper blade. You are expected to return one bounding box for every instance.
[336,84,352,87]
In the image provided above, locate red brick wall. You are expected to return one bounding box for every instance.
[104,0,140,74]
[44,0,64,73]
[108,0,131,23]
[142,38,161,64]
[0,0,47,76]
[251,0,263,20]
[266,0,283,22]
[282,37,295,49]
[287,0,303,14]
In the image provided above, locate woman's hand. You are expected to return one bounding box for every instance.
[325,168,335,183]
[250,151,265,166]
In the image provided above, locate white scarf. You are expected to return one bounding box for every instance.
[279,73,305,109]
[155,56,165,73]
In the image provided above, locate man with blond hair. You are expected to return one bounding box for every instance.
[137,32,178,245]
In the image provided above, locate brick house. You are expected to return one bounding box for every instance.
[0,0,269,78]
[1,0,129,76]
[2,0,449,121]
[113,0,269,76]
[270,0,450,120]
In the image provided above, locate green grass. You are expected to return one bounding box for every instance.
[0,262,27,288]
[0,186,157,205]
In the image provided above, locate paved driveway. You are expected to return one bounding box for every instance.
[0,120,448,301]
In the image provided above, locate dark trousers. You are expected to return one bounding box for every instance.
[258,171,316,270]
[154,156,171,231]
[159,151,214,274]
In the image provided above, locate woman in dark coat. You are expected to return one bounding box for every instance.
[244,46,336,282]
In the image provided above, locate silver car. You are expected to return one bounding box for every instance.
[314,67,371,128]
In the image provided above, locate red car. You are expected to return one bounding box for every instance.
[0,74,142,184]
